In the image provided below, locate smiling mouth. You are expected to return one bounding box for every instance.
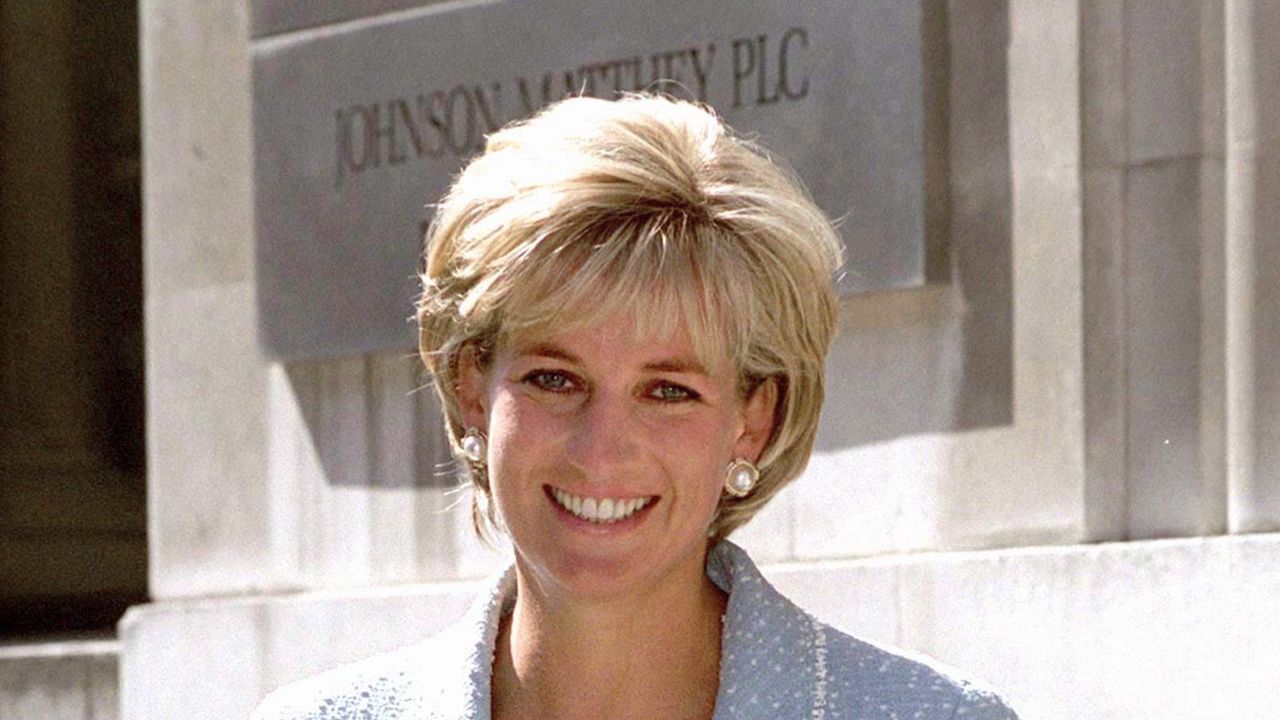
[546,486,657,524]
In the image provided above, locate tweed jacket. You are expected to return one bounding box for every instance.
[253,541,1018,720]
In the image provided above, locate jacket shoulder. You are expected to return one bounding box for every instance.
[250,624,468,720]
[817,622,1019,720]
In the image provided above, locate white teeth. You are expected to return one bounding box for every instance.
[551,488,653,524]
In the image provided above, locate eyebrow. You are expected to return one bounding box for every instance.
[642,358,710,375]
[518,343,710,376]
[519,343,579,364]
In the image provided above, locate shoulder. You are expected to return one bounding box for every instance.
[815,621,1019,720]
[253,568,513,720]
[250,623,473,720]
[709,541,1018,720]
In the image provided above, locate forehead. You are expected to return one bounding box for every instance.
[500,309,720,370]
[499,275,739,365]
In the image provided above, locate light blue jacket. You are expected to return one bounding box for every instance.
[254,541,1019,719]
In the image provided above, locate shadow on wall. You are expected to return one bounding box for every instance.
[1249,0,1280,523]
[817,0,1013,452]
[0,0,146,637]
[281,352,459,489]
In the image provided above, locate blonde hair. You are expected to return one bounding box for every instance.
[417,94,841,540]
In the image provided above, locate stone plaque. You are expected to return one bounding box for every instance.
[253,0,930,360]
[252,0,438,39]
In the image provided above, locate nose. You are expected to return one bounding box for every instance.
[565,389,640,480]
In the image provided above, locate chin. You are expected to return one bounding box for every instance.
[511,522,713,604]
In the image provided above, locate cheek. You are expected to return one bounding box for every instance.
[643,413,737,496]
[487,393,536,453]
[485,390,566,477]
[657,407,739,453]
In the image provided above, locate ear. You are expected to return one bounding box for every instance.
[454,344,490,431]
[733,377,778,463]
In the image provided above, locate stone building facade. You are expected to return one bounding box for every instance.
[3,1,1279,719]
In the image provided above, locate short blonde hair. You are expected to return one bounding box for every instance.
[417,94,841,540]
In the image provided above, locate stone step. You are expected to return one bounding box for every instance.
[0,639,119,720]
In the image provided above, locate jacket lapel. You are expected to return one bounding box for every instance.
[424,568,514,720]
[709,541,822,720]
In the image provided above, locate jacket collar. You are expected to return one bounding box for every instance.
[708,541,825,719]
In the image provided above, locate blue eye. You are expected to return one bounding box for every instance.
[650,382,697,402]
[524,370,575,393]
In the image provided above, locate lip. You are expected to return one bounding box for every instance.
[543,485,658,534]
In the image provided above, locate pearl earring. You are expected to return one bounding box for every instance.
[460,427,487,464]
[723,458,758,497]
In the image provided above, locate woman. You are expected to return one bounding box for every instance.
[255,94,1018,720]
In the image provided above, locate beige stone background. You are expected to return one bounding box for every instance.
[2,1,1279,719]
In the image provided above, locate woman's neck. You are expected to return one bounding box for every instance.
[491,549,728,720]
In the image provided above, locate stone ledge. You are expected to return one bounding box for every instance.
[0,639,119,720]
[120,533,1280,720]
[770,533,1280,720]
[0,639,118,660]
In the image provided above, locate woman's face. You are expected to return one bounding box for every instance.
[459,311,775,601]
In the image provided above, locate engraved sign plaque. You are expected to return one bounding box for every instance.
[253,0,930,360]
[252,0,438,38]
